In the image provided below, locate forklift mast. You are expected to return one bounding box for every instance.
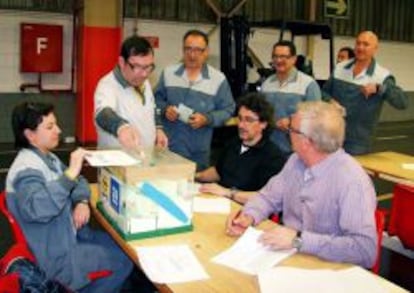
[220,16,250,100]
[220,16,334,100]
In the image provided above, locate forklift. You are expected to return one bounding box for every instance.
[220,16,335,100]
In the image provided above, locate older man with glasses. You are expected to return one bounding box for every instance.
[94,35,168,150]
[261,40,321,160]
[196,93,286,204]
[155,29,235,170]
[227,101,377,269]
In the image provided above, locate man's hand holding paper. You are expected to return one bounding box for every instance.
[177,103,194,123]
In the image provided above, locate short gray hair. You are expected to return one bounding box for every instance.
[297,101,345,153]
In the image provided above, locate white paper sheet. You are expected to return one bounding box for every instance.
[193,197,231,214]
[85,150,140,166]
[339,267,389,293]
[401,163,414,170]
[135,244,210,284]
[177,103,194,123]
[259,267,340,293]
[211,227,296,275]
[190,182,201,196]
[258,266,388,293]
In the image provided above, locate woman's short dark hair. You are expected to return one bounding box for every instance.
[237,93,275,133]
[12,102,54,149]
[120,35,154,61]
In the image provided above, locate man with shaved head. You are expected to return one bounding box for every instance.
[322,31,408,155]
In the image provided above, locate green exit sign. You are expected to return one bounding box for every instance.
[325,0,350,19]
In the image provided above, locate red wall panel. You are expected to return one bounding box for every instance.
[76,26,121,143]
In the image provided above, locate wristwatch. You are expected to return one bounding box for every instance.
[78,199,89,206]
[292,230,303,250]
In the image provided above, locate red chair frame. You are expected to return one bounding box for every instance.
[0,191,112,288]
[388,184,414,249]
[0,191,35,292]
[372,209,385,275]
[0,191,28,245]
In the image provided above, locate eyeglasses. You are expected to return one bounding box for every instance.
[286,126,305,135]
[184,46,207,54]
[126,60,155,73]
[286,123,312,141]
[271,54,292,61]
[238,115,260,124]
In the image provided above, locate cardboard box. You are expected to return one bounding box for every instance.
[97,148,196,240]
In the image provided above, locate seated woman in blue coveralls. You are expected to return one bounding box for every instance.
[5,102,133,292]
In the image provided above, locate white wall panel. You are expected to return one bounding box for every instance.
[0,10,73,92]
[0,12,412,93]
[125,19,414,91]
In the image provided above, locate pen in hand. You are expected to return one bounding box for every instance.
[232,210,244,227]
[226,210,252,236]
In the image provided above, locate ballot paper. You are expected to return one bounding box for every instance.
[177,103,194,123]
[85,150,140,167]
[189,182,201,196]
[258,266,388,293]
[135,244,209,284]
[193,197,231,214]
[211,227,296,275]
[401,163,414,170]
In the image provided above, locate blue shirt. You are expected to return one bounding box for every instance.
[261,69,321,155]
[6,148,92,289]
[155,63,235,169]
[6,147,133,291]
[322,59,408,155]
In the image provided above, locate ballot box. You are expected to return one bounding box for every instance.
[96,148,196,240]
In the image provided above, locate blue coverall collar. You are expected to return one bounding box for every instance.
[344,58,377,76]
[113,65,130,89]
[174,63,210,79]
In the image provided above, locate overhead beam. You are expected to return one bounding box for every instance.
[227,0,248,17]
[205,0,223,19]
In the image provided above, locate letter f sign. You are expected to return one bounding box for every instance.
[36,37,48,55]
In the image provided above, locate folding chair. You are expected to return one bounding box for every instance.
[0,191,35,292]
[0,191,112,291]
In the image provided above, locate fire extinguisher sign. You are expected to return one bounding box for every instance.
[20,23,63,73]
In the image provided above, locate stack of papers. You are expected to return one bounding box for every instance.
[135,244,209,284]
[258,266,388,293]
[211,227,296,275]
